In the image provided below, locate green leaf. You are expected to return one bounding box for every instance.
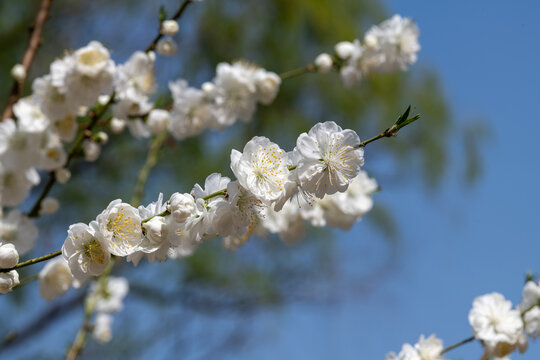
[159,5,167,23]
[394,105,411,126]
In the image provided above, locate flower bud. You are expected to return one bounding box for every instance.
[83,140,101,162]
[255,71,281,105]
[335,41,355,59]
[40,197,60,215]
[110,118,126,134]
[364,33,378,48]
[161,20,179,36]
[0,244,18,269]
[147,109,170,134]
[142,216,168,245]
[93,313,113,343]
[168,193,196,223]
[314,53,333,73]
[156,37,177,56]
[39,258,73,301]
[55,168,71,184]
[201,81,215,94]
[95,131,109,144]
[98,95,111,105]
[10,64,26,81]
[0,270,19,294]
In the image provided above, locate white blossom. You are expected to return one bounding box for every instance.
[362,15,420,73]
[338,40,364,87]
[230,136,289,203]
[161,20,179,35]
[64,41,116,107]
[469,292,524,358]
[0,243,18,269]
[254,69,281,105]
[316,170,377,230]
[128,194,172,266]
[260,201,305,244]
[520,281,540,337]
[40,197,60,215]
[386,334,445,360]
[207,61,260,126]
[335,41,356,59]
[13,98,50,133]
[93,313,113,343]
[10,64,26,81]
[96,200,143,256]
[0,270,19,294]
[295,121,364,198]
[95,131,109,144]
[0,210,38,255]
[62,221,111,283]
[168,193,196,223]
[83,139,101,162]
[147,109,170,134]
[0,166,40,206]
[39,257,75,301]
[0,118,41,170]
[55,168,71,184]
[314,53,333,73]
[110,118,126,133]
[156,37,178,56]
[168,79,211,140]
[91,276,129,313]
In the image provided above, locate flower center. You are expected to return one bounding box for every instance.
[83,239,106,265]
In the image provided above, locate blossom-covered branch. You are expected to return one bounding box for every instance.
[386,279,540,359]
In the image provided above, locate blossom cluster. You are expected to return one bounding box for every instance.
[0,210,39,293]
[52,121,371,296]
[0,14,415,268]
[387,280,540,359]
[90,276,129,343]
[314,15,420,87]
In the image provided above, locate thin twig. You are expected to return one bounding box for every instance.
[66,260,114,360]
[131,131,168,207]
[0,250,61,273]
[1,0,54,121]
[440,335,475,355]
[279,64,315,80]
[145,0,194,53]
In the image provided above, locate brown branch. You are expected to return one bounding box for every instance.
[1,0,54,122]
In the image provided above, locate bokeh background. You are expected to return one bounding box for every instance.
[0,0,538,359]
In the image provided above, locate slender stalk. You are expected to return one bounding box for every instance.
[14,274,39,288]
[66,260,115,360]
[145,0,194,53]
[358,126,396,148]
[2,0,54,121]
[0,250,61,273]
[279,64,315,80]
[131,131,169,207]
[440,336,475,355]
[203,189,227,201]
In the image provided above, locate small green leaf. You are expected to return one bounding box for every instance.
[159,5,167,23]
[397,114,421,129]
[395,105,411,126]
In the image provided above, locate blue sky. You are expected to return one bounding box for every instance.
[234,1,540,359]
